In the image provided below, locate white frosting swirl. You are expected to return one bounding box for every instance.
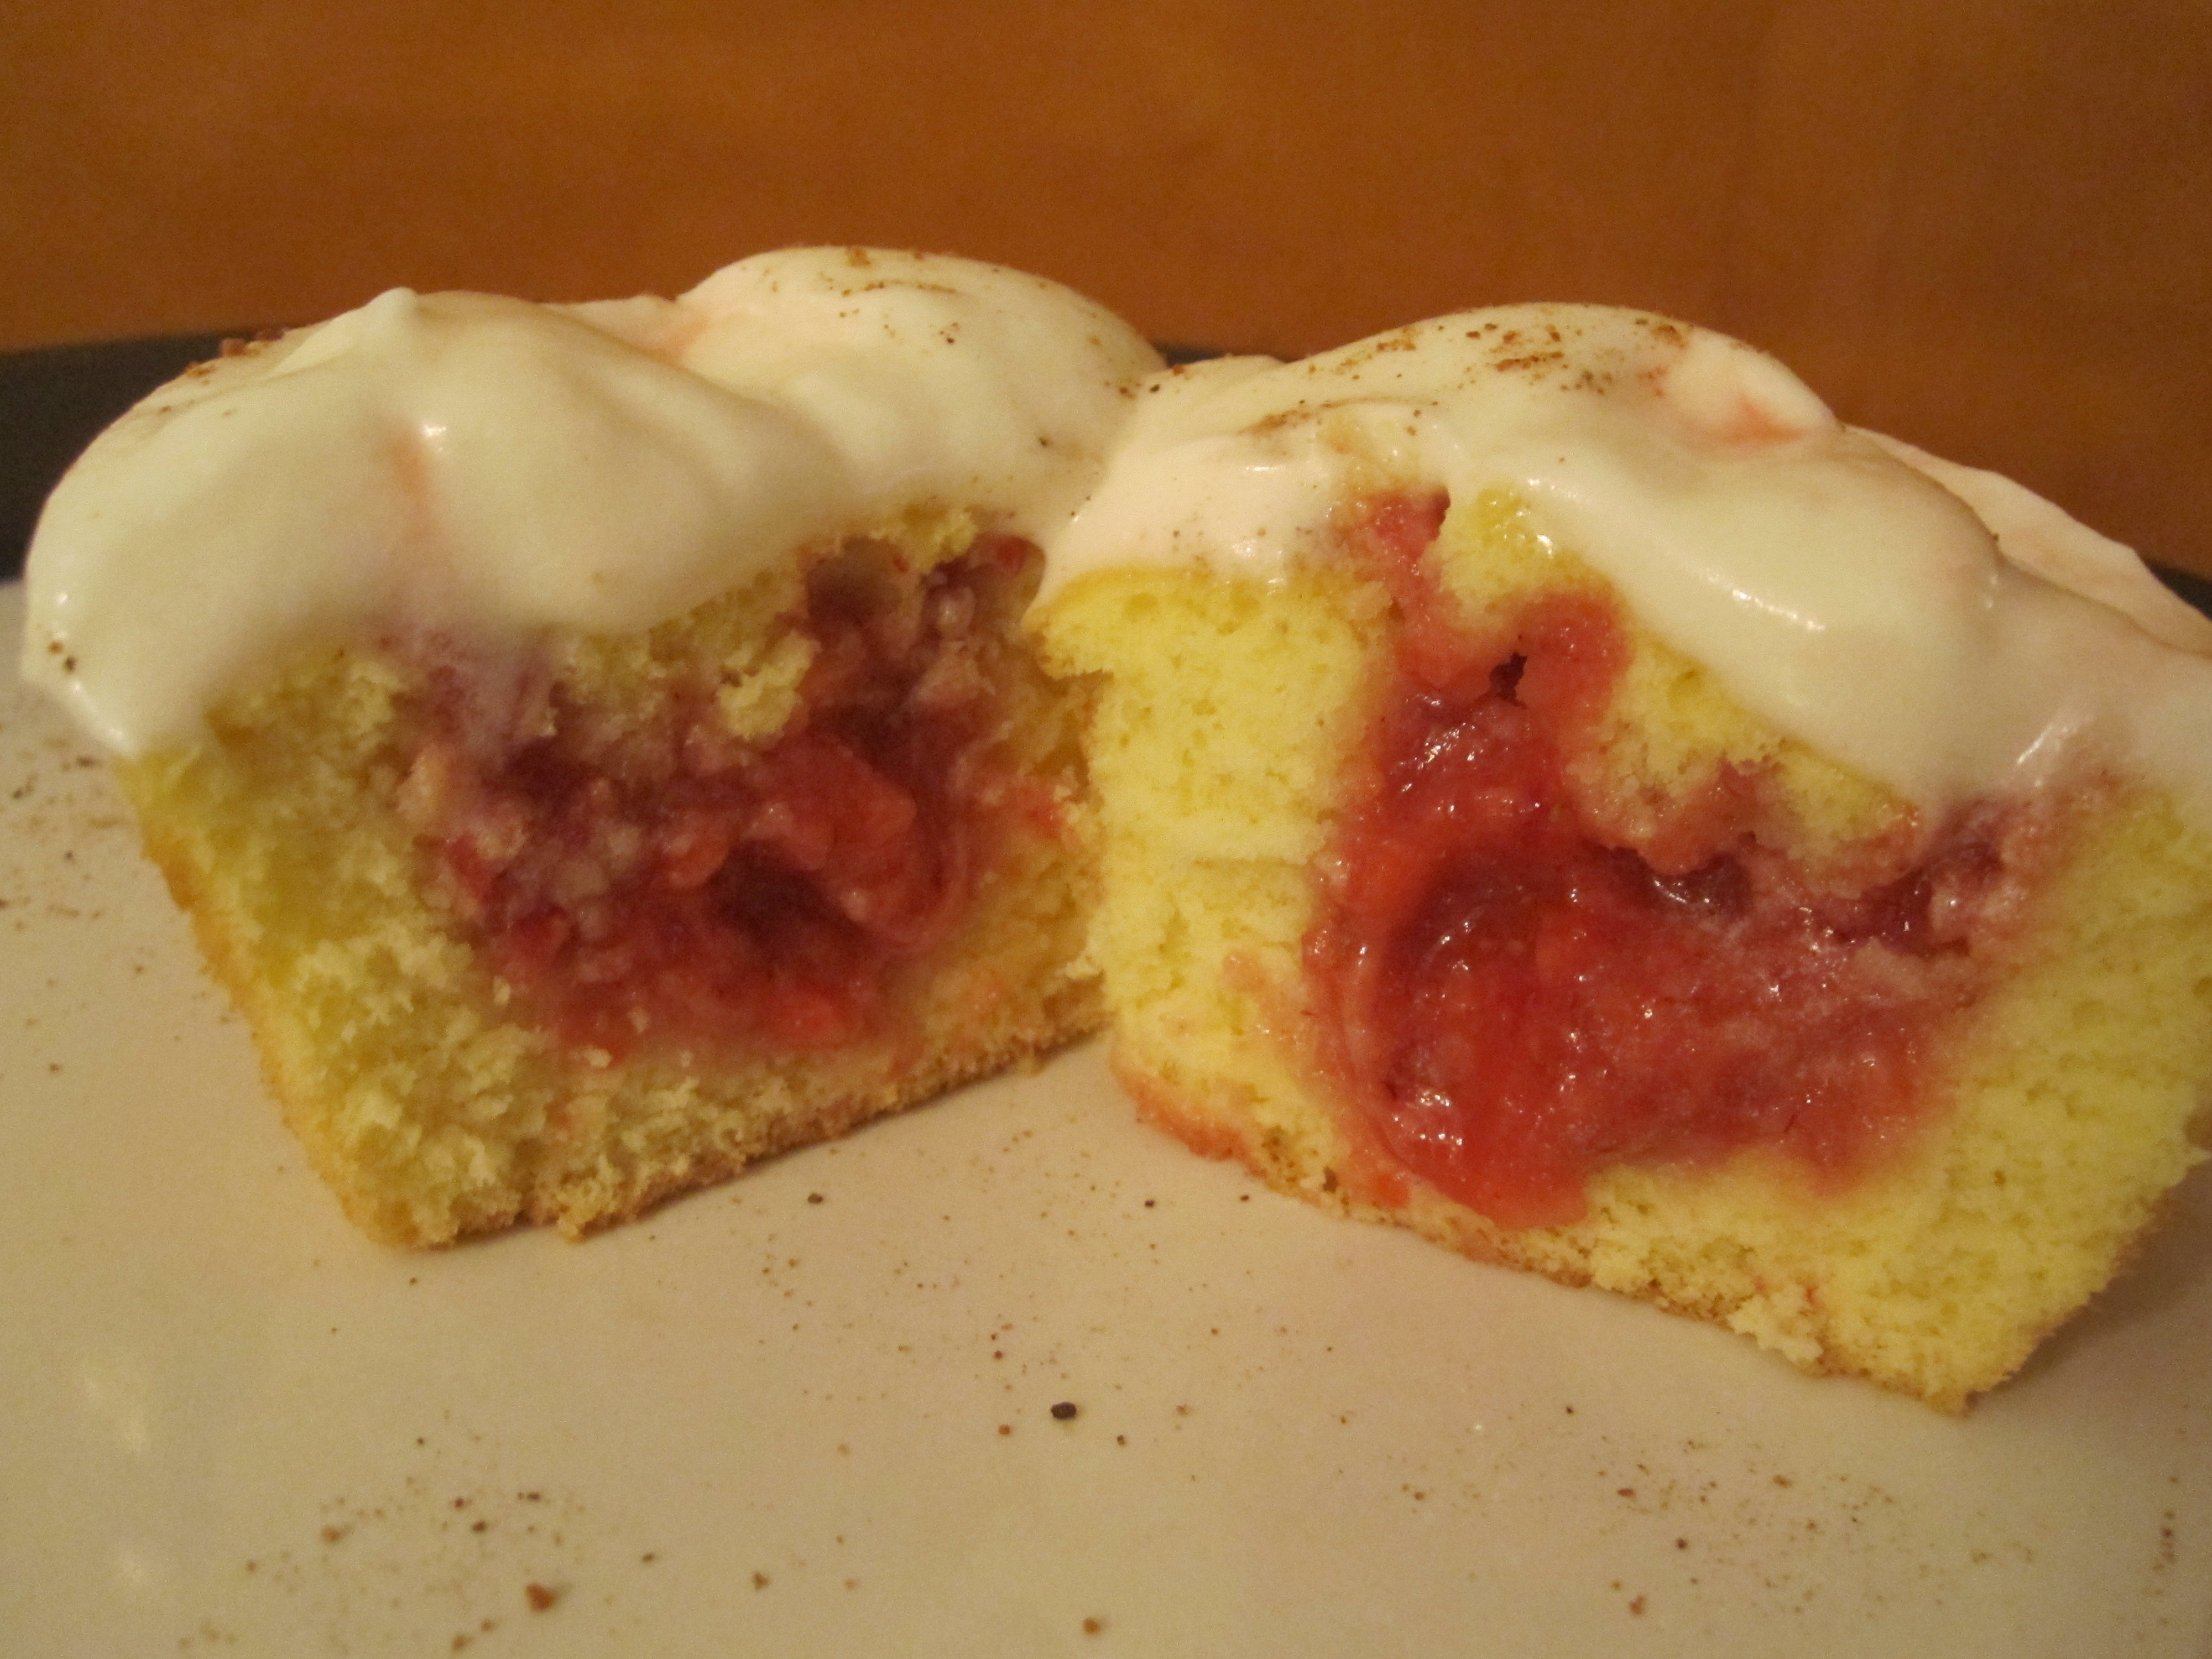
[20,248,1161,754]
[1044,306,2212,821]
[18,272,2211,826]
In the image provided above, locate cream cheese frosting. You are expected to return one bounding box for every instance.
[18,268,2211,823]
[1042,306,2212,823]
[20,248,1161,754]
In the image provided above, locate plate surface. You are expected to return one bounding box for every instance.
[3,578,2209,1658]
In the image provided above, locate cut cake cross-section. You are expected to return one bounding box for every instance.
[20,248,1161,1245]
[1034,306,2212,1411]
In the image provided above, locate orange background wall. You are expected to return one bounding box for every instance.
[6,0,2209,572]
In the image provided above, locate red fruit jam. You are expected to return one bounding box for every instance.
[396,537,1057,1059]
[1305,495,2034,1229]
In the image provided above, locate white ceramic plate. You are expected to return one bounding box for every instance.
[3,580,2208,1659]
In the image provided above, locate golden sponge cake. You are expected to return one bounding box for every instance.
[118,514,1103,1245]
[23,249,1160,1245]
[23,260,2212,1412]
[1035,310,2212,1410]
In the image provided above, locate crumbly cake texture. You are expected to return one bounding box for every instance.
[1035,489,2212,1412]
[122,509,1102,1246]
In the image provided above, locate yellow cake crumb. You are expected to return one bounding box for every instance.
[1035,489,2212,1411]
[125,513,1103,1246]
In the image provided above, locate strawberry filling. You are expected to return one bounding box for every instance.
[395,536,1054,1060]
[1305,495,2039,1229]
